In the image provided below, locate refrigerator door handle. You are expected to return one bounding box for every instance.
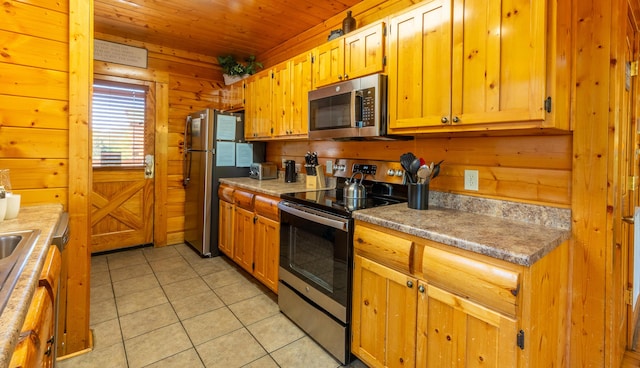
[183,116,193,187]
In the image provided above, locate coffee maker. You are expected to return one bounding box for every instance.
[285,160,296,183]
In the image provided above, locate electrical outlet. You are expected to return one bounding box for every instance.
[326,160,333,174]
[281,158,287,169]
[464,170,479,191]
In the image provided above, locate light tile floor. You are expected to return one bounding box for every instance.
[56,244,368,368]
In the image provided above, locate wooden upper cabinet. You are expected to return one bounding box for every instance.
[272,61,291,137]
[344,22,386,83]
[288,52,312,137]
[245,71,273,140]
[312,38,344,88]
[388,0,553,133]
[221,81,245,111]
[313,21,386,88]
[246,51,312,140]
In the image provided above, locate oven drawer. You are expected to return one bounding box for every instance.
[254,195,279,221]
[233,189,254,210]
[354,224,414,274]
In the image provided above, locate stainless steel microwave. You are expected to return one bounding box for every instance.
[308,74,388,140]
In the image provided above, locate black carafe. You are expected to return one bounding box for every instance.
[285,160,296,183]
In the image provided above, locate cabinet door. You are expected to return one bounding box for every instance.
[272,61,291,137]
[245,71,272,139]
[233,206,255,272]
[10,287,55,368]
[253,215,280,293]
[313,38,344,87]
[352,255,417,368]
[221,81,245,111]
[451,0,546,125]
[218,200,234,257]
[388,0,452,131]
[417,282,518,368]
[244,76,257,139]
[289,51,312,136]
[344,22,386,80]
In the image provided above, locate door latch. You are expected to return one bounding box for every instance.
[145,154,155,179]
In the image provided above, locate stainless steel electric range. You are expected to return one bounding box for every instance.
[277,160,407,364]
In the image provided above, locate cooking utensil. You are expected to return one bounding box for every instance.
[400,152,417,183]
[431,160,444,180]
[409,158,421,182]
[417,165,431,184]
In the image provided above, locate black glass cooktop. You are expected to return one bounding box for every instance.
[280,182,407,217]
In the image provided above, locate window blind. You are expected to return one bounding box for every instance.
[92,82,147,167]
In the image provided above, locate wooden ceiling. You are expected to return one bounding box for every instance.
[94,0,363,60]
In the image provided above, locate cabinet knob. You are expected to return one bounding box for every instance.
[344,74,349,79]
[452,116,460,123]
[406,280,414,288]
[418,284,425,293]
[338,75,343,80]
[441,117,449,124]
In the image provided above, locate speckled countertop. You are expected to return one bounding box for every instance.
[0,204,63,368]
[219,174,333,196]
[353,191,571,266]
[218,178,571,267]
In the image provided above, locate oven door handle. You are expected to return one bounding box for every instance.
[278,202,349,231]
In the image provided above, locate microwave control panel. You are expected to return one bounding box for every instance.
[356,87,376,127]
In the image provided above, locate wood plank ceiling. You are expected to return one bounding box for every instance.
[94,0,363,61]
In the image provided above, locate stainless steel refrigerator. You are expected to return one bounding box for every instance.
[183,109,264,257]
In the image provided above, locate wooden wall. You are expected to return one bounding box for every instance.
[94,33,228,245]
[267,134,572,207]
[0,0,70,206]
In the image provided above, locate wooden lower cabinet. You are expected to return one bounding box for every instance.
[352,255,417,368]
[253,215,279,292]
[233,206,255,272]
[417,282,517,367]
[218,184,280,293]
[10,245,61,368]
[352,221,568,368]
[218,199,234,257]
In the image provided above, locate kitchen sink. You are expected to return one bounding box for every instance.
[0,235,25,259]
[0,230,40,313]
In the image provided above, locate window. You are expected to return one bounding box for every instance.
[92,81,147,167]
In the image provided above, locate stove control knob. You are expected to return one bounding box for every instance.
[387,169,396,176]
[395,170,404,177]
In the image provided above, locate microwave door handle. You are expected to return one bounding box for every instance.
[353,91,364,128]
[350,91,357,128]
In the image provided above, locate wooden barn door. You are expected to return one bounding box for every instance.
[626,11,640,350]
[616,8,640,353]
[91,79,155,253]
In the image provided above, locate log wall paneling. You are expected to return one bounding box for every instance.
[267,134,573,207]
[93,34,227,245]
[66,0,92,355]
[570,0,617,366]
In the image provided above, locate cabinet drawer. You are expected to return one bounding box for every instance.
[254,195,280,221]
[354,225,414,274]
[39,245,61,302]
[218,184,235,203]
[233,190,254,210]
[422,245,520,317]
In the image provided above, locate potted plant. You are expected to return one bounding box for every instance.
[217,55,263,85]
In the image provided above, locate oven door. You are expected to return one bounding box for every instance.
[278,201,352,323]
